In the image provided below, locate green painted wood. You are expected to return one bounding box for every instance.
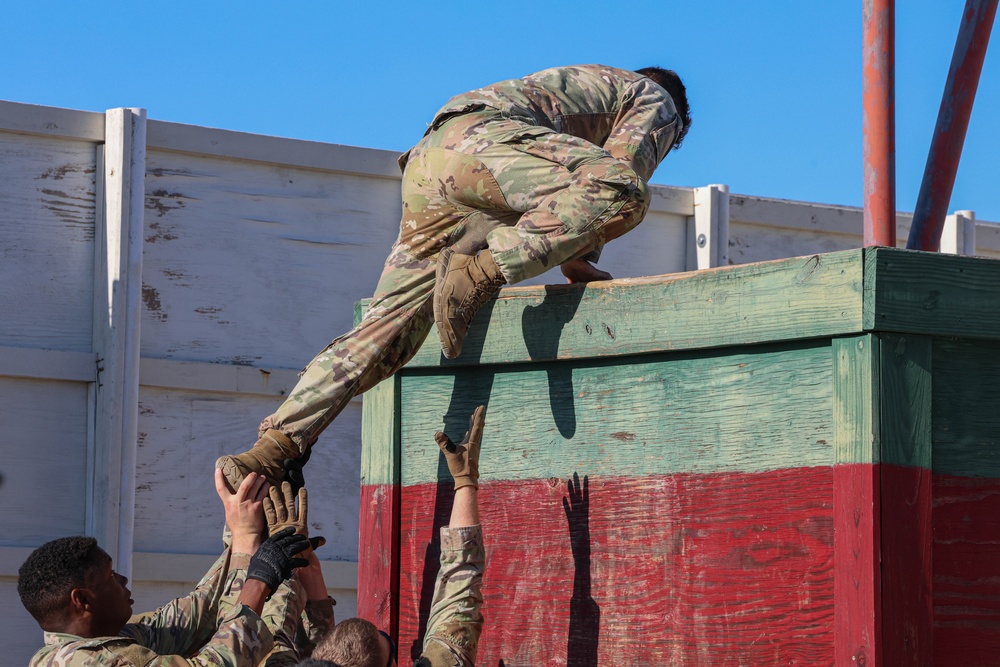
[397,342,835,485]
[932,338,1000,478]
[833,335,880,465]
[358,249,865,367]
[865,247,1000,340]
[361,374,401,487]
[878,334,932,470]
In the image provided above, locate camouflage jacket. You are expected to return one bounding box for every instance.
[416,525,485,667]
[429,64,682,184]
[29,549,275,667]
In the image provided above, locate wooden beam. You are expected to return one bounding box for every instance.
[358,374,402,640]
[380,249,865,368]
[0,347,96,382]
[88,108,146,578]
[0,100,105,142]
[865,246,1000,339]
[688,184,730,270]
[138,358,299,396]
[832,335,882,666]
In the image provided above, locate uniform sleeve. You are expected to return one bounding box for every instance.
[258,575,310,666]
[602,79,680,184]
[123,549,251,657]
[420,525,485,667]
[95,604,275,667]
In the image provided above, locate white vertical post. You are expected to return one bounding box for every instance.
[941,209,976,255]
[688,184,730,270]
[89,108,146,578]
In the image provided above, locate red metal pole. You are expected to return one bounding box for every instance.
[863,0,896,247]
[907,0,998,251]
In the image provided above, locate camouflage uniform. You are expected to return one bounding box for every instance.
[261,65,682,451]
[416,525,486,667]
[28,549,296,667]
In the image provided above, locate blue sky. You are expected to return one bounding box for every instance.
[6,1,999,222]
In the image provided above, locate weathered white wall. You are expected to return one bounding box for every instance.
[2,99,999,664]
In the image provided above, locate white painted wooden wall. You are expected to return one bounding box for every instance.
[1,99,997,663]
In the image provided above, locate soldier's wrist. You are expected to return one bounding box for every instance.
[232,533,263,556]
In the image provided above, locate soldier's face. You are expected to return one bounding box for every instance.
[87,550,134,634]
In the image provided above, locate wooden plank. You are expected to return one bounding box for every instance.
[0,346,95,382]
[832,335,882,666]
[131,550,357,589]
[372,249,865,369]
[399,342,835,484]
[88,108,146,578]
[932,337,1000,477]
[865,246,1000,340]
[729,192,913,239]
[358,375,401,637]
[138,357,299,396]
[0,378,89,546]
[0,580,44,667]
[399,470,835,665]
[0,132,97,351]
[878,334,933,665]
[0,100,105,141]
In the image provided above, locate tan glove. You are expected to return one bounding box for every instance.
[434,405,485,490]
[263,481,308,537]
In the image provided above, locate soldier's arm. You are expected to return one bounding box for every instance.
[602,78,682,183]
[420,407,487,666]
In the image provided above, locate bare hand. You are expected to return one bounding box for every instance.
[215,468,269,546]
[561,258,613,284]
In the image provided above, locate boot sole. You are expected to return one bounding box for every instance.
[215,456,247,494]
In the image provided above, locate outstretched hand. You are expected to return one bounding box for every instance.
[561,258,613,284]
[435,405,486,490]
[214,468,269,552]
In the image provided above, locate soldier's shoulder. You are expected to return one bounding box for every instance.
[31,635,143,666]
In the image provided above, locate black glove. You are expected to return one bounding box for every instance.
[246,526,309,596]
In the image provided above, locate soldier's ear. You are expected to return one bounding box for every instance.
[69,587,92,612]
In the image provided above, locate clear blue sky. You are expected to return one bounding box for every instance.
[6,1,999,221]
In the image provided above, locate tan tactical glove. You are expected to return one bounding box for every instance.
[434,405,485,490]
[263,481,308,537]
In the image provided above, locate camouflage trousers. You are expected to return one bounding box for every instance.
[262,110,651,449]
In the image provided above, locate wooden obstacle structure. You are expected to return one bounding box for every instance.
[358,247,1000,665]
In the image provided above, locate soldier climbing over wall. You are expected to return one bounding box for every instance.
[217,64,692,490]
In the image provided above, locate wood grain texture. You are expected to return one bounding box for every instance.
[865,247,1000,340]
[398,341,834,486]
[832,337,881,665]
[0,131,96,351]
[375,249,865,369]
[932,473,1000,664]
[399,470,835,666]
[0,378,89,546]
[932,338,1000,478]
[358,375,401,635]
[878,334,933,665]
[131,387,361,559]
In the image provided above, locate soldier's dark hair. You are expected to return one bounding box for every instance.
[637,66,691,148]
[17,536,104,626]
[312,618,384,667]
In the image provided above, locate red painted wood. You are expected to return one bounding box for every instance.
[932,473,1000,664]
[881,463,933,665]
[834,463,882,667]
[398,468,835,666]
[357,482,400,635]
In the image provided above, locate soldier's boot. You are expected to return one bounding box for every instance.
[434,247,507,359]
[215,429,301,492]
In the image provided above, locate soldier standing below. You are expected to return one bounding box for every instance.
[18,471,310,667]
[218,65,691,491]
[310,406,489,667]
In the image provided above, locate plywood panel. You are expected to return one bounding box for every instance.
[398,342,835,486]
[0,377,88,546]
[0,132,95,351]
[132,387,360,560]
[139,149,402,369]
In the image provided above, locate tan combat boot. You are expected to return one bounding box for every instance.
[216,429,300,492]
[434,247,507,359]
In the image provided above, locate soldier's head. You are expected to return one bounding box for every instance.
[636,66,692,149]
[17,536,134,636]
[312,617,396,667]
